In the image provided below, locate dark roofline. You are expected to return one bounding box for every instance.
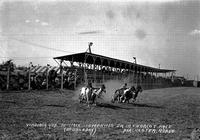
[54,52,176,73]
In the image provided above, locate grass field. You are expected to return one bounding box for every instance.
[0,87,200,140]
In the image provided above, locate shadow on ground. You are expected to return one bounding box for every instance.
[131,103,164,109]
[96,103,131,110]
[96,102,164,110]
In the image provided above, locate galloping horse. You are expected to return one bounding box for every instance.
[79,84,106,106]
[133,85,143,101]
[111,85,143,103]
[120,86,136,103]
[111,88,127,103]
[122,85,143,103]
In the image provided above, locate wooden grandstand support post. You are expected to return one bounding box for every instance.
[154,72,155,86]
[93,57,97,84]
[28,62,32,90]
[150,70,151,83]
[46,65,49,90]
[60,60,63,90]
[138,66,141,86]
[84,65,87,84]
[147,70,149,88]
[135,66,137,86]
[107,60,111,81]
[144,68,147,89]
[146,69,148,88]
[151,70,153,87]
[156,71,158,88]
[28,70,31,90]
[6,66,10,90]
[84,56,87,85]
[102,69,105,83]
[119,63,122,81]
[151,70,153,88]
[137,69,139,86]
[100,59,104,83]
[140,67,142,86]
[131,67,134,84]
[113,62,116,80]
[141,67,143,86]
[151,71,153,87]
[74,69,77,90]
[148,69,150,89]
[138,67,140,86]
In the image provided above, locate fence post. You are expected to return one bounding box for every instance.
[60,64,63,90]
[6,66,10,90]
[28,62,32,90]
[28,68,31,90]
[46,65,49,90]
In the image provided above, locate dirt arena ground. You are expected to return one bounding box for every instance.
[0,87,200,140]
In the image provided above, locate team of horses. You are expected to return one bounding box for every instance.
[79,84,143,106]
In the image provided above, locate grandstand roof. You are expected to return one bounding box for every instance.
[54,52,175,73]
[30,66,60,74]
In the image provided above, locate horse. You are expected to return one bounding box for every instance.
[90,84,106,105]
[79,84,106,106]
[122,85,143,103]
[120,86,136,103]
[111,88,128,103]
[133,85,143,101]
[79,87,90,103]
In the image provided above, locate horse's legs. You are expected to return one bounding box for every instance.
[123,98,126,103]
[92,94,96,104]
[134,91,139,100]
[119,96,121,103]
[94,96,97,106]
[111,95,115,103]
[86,92,90,107]
[118,95,120,103]
[79,94,83,103]
[119,96,123,103]
[121,95,126,103]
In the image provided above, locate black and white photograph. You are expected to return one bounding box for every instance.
[0,0,200,139]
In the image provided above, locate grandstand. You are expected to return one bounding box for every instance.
[0,50,177,91]
[54,51,176,89]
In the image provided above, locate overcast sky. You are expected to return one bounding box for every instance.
[0,0,200,79]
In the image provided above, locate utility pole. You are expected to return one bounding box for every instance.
[133,57,137,86]
[88,42,93,53]
[133,57,137,64]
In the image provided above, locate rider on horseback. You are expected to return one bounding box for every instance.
[119,83,128,91]
[118,83,128,102]
[120,83,128,91]
[86,82,93,90]
[86,82,93,97]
